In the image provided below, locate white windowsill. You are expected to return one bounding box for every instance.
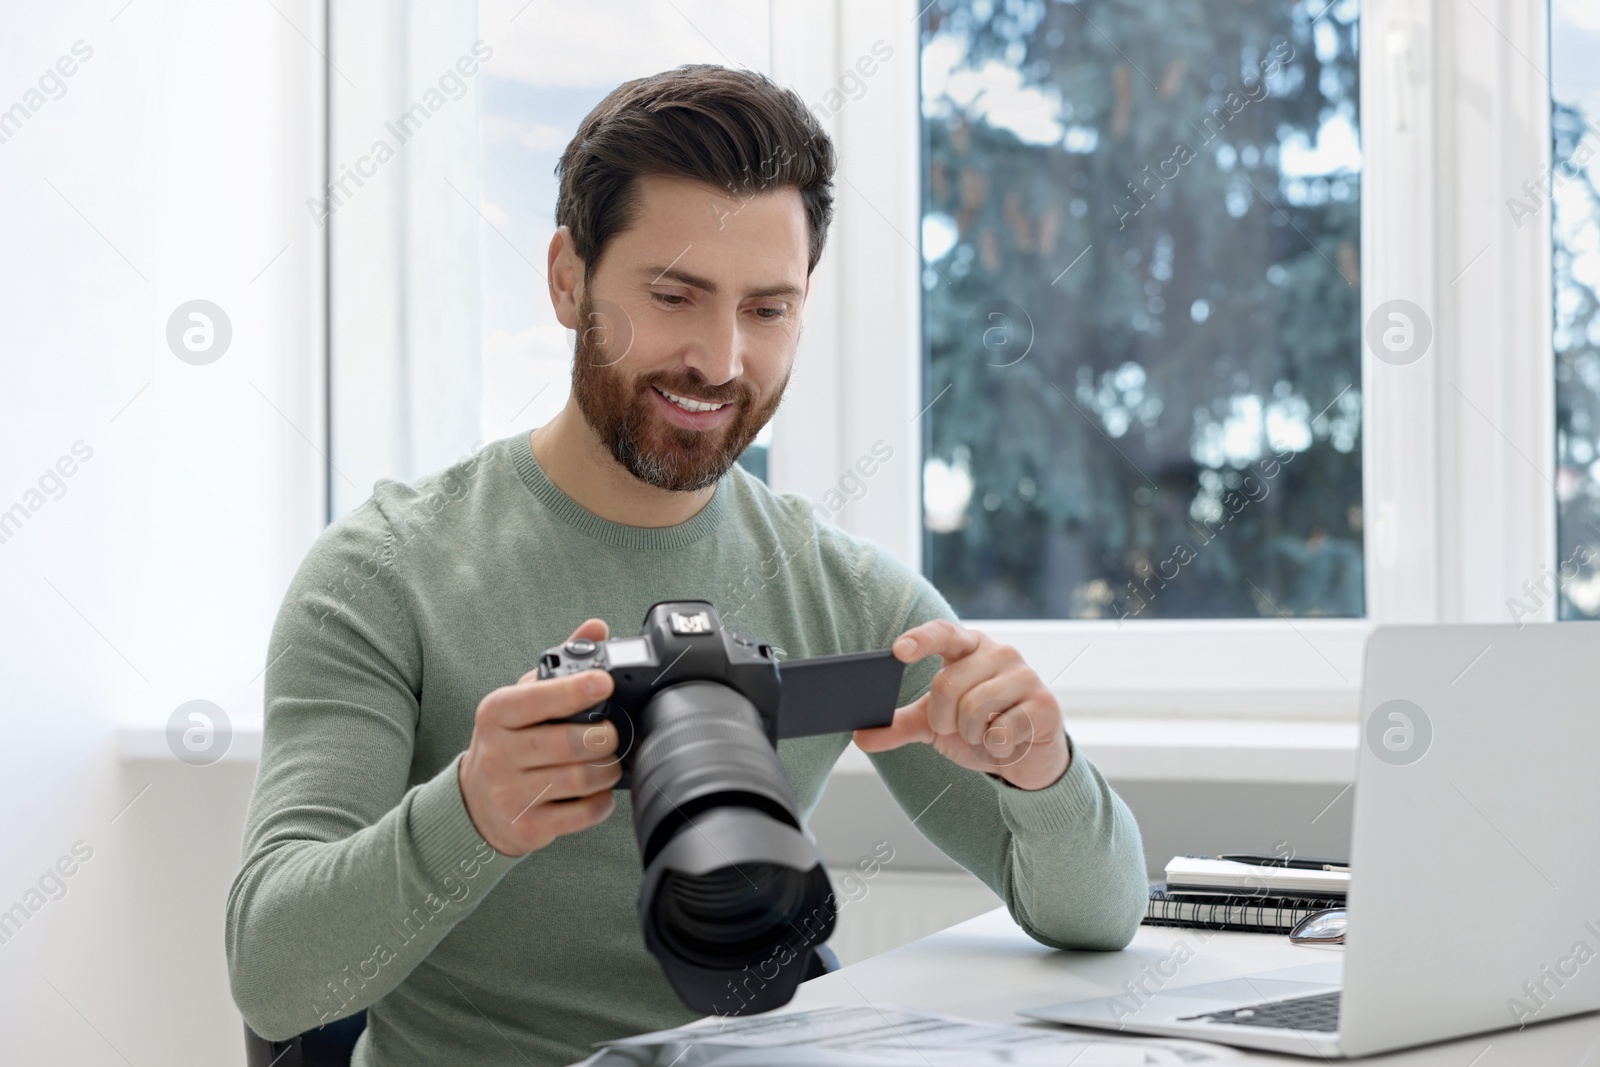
[830,719,1356,785]
[115,717,1357,785]
[118,725,265,764]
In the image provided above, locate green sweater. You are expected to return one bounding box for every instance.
[226,430,1147,1067]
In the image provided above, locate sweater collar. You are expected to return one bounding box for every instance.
[508,430,731,550]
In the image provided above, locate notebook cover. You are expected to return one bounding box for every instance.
[1141,883,1344,934]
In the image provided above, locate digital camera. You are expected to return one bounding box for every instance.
[536,599,905,1015]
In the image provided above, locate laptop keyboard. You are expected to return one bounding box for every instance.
[1178,990,1341,1033]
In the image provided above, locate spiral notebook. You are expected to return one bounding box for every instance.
[1141,883,1345,934]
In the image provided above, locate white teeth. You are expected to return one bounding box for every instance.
[655,386,727,413]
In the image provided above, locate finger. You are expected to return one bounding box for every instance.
[954,673,1034,747]
[926,638,1021,737]
[975,703,1039,764]
[512,761,622,816]
[852,694,934,753]
[513,721,619,769]
[933,637,1022,699]
[567,617,610,643]
[892,618,981,665]
[482,668,614,730]
[522,790,616,841]
[575,721,623,767]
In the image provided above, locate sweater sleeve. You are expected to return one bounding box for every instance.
[850,541,1148,951]
[225,499,521,1040]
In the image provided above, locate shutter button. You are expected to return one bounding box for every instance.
[564,638,596,657]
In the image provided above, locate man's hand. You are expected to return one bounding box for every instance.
[853,620,1071,791]
[459,618,622,856]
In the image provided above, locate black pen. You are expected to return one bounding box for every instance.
[1218,853,1349,871]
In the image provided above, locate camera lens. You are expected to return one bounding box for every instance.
[630,682,801,865]
[653,862,812,967]
[630,680,835,1014]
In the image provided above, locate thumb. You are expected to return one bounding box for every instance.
[853,693,933,753]
[567,617,609,643]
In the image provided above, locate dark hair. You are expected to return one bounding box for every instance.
[555,64,836,282]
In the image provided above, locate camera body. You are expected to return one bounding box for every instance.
[538,601,782,786]
[534,599,906,1015]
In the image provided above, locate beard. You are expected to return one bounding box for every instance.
[569,290,790,492]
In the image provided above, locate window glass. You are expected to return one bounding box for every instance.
[1553,0,1600,618]
[919,0,1363,619]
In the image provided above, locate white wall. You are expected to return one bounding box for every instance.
[0,2,323,1062]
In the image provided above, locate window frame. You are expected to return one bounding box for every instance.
[767,0,1557,720]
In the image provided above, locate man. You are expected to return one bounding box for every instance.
[227,64,1146,1067]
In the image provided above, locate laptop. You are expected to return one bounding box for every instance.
[1021,622,1600,1057]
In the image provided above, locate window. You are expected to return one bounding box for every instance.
[918,0,1363,620]
[323,0,1565,717]
[1554,0,1600,618]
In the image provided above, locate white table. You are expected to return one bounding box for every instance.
[780,907,1600,1063]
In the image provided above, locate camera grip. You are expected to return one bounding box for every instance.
[538,660,638,786]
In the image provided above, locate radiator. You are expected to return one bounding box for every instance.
[824,870,1001,967]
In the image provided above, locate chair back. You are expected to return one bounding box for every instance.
[244,1010,367,1067]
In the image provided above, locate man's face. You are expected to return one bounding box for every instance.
[566,173,809,492]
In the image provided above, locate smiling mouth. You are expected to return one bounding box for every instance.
[653,385,732,414]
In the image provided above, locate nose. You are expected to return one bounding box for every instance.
[681,307,744,391]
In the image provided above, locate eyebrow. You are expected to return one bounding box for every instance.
[639,265,803,301]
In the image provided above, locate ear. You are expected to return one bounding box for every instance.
[548,225,586,330]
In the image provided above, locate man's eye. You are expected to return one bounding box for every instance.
[652,293,687,307]
[754,306,786,320]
